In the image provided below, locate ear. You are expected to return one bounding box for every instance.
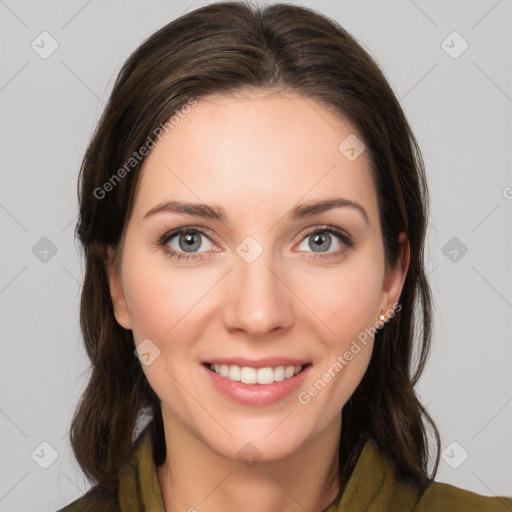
[378,232,410,317]
[104,245,132,330]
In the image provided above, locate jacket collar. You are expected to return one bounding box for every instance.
[118,429,419,512]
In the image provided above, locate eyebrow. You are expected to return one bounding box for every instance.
[143,197,369,225]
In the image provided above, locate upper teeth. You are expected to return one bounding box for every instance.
[209,364,303,385]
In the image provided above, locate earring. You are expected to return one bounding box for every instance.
[378,314,386,322]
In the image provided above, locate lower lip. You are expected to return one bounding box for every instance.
[202,364,312,406]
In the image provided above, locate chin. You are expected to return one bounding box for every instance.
[201,416,316,463]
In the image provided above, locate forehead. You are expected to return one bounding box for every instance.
[132,91,378,223]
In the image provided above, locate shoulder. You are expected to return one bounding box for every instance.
[56,426,160,512]
[415,481,512,512]
[55,492,114,512]
[342,441,512,512]
[55,479,120,512]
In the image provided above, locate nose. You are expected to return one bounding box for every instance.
[220,247,294,340]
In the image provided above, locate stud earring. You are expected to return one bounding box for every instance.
[378,314,386,322]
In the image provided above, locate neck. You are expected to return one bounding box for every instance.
[156,413,343,512]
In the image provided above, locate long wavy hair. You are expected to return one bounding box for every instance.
[71,1,440,505]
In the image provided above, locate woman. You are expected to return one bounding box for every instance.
[58,2,511,511]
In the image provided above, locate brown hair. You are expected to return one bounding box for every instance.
[71,0,440,505]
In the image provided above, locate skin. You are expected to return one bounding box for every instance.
[106,89,409,512]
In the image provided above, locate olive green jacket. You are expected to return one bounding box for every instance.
[58,430,511,512]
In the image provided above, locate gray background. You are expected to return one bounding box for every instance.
[1,0,511,510]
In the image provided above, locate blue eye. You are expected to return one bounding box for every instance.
[159,228,215,261]
[158,225,353,262]
[297,226,353,258]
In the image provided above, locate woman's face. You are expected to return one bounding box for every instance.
[107,90,408,461]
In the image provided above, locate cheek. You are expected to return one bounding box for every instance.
[297,258,384,342]
[294,251,384,405]
[298,270,379,416]
[121,247,212,339]
[120,249,213,402]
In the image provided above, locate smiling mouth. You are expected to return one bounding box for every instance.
[205,362,310,385]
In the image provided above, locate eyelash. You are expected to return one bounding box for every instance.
[157,225,354,262]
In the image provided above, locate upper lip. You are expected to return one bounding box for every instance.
[204,357,311,369]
